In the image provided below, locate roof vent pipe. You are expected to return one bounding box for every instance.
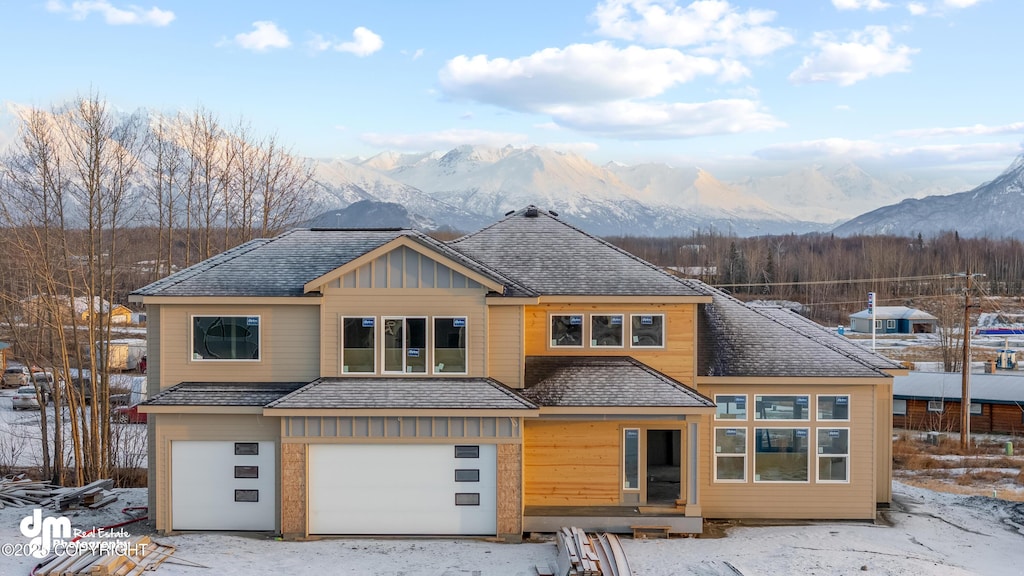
[525,206,539,217]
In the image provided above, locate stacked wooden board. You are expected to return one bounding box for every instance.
[0,474,118,510]
[33,535,176,576]
[553,527,633,576]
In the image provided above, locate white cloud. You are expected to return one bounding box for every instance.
[835,104,853,111]
[943,0,983,7]
[894,121,1024,138]
[789,26,917,86]
[45,0,174,26]
[754,138,885,160]
[754,137,1020,166]
[543,141,601,154]
[309,27,383,57]
[591,0,793,57]
[545,99,785,139]
[907,2,928,15]
[233,21,290,52]
[360,129,529,150]
[832,0,892,10]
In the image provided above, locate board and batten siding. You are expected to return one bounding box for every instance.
[487,305,523,388]
[524,420,622,506]
[320,288,489,377]
[698,383,877,520]
[158,303,320,389]
[523,303,696,382]
[153,414,281,533]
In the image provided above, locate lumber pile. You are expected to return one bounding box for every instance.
[0,474,119,510]
[0,474,60,508]
[552,527,633,576]
[33,535,175,576]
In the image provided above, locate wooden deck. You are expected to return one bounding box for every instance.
[523,505,702,535]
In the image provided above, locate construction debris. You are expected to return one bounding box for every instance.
[0,474,119,510]
[33,535,176,576]
[553,527,633,576]
[0,474,60,508]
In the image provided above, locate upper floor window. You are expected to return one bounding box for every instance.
[551,315,584,348]
[630,314,664,347]
[342,317,376,373]
[754,395,810,421]
[715,395,747,420]
[383,317,427,373]
[817,395,850,421]
[591,314,624,347]
[434,317,468,374]
[192,316,260,361]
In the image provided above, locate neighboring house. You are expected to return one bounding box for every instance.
[19,295,133,324]
[894,371,1024,434]
[130,206,904,540]
[76,297,133,324]
[849,306,937,334]
[0,342,9,370]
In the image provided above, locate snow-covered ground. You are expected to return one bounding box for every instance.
[0,482,1020,575]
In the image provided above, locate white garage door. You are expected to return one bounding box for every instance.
[308,444,496,535]
[171,440,276,531]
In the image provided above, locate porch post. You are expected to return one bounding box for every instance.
[685,419,702,517]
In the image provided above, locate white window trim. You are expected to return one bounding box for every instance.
[590,313,626,349]
[754,394,811,421]
[340,316,377,374]
[629,313,665,349]
[753,427,810,484]
[893,398,908,416]
[927,400,944,413]
[432,316,468,375]
[816,427,850,484]
[713,427,747,483]
[190,314,262,362]
[970,402,983,415]
[816,394,851,422]
[381,316,429,375]
[886,319,896,329]
[622,428,641,491]
[715,394,748,421]
[550,313,585,348]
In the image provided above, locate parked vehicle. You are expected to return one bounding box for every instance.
[3,366,30,388]
[30,372,55,402]
[11,386,41,410]
[114,402,147,424]
[113,376,147,423]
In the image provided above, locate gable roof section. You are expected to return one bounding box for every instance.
[895,371,1024,404]
[521,356,714,409]
[448,206,707,298]
[850,306,937,321]
[692,282,905,378]
[265,377,537,411]
[143,382,306,406]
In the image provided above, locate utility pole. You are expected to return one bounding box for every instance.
[957,271,985,450]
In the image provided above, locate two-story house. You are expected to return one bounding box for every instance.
[131,206,904,540]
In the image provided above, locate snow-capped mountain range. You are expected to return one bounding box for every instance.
[307,144,977,236]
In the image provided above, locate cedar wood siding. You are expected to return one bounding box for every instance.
[523,303,697,381]
[698,382,877,520]
[157,303,320,388]
[319,288,489,377]
[523,420,622,506]
[488,305,524,389]
[896,398,1024,435]
[875,379,893,504]
[153,413,281,533]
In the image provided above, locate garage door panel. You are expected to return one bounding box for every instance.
[171,441,276,531]
[309,444,496,535]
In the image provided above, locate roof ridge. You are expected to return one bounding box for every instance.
[483,377,538,409]
[130,235,277,295]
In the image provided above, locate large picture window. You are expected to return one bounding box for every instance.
[754,428,809,482]
[817,428,849,482]
[630,314,664,347]
[342,317,376,373]
[192,316,260,360]
[383,317,427,373]
[715,395,747,420]
[551,315,584,347]
[433,317,467,374]
[591,315,624,347]
[715,428,746,482]
[755,395,810,421]
[817,395,850,420]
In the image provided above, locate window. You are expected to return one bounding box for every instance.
[551,315,584,347]
[715,428,746,482]
[192,316,260,360]
[970,402,983,415]
[342,317,376,373]
[817,395,850,420]
[893,399,907,416]
[454,445,479,458]
[234,466,259,479]
[234,489,259,502]
[591,315,624,347]
[754,428,809,482]
[755,395,810,420]
[234,442,259,456]
[817,428,849,482]
[927,400,944,413]
[433,317,467,373]
[383,317,427,373]
[715,395,747,420]
[455,493,480,506]
[454,469,480,482]
[874,320,883,329]
[886,319,896,329]
[623,428,640,490]
[630,314,664,347]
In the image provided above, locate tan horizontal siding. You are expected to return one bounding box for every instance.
[524,420,621,506]
[487,305,523,388]
[159,304,320,388]
[698,383,877,520]
[321,288,489,377]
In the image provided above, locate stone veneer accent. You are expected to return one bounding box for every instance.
[496,443,523,542]
[280,443,307,539]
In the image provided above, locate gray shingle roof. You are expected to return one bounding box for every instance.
[895,371,1024,404]
[266,377,537,410]
[521,356,714,408]
[691,282,903,378]
[144,382,306,406]
[850,306,937,321]
[449,207,707,297]
[130,229,512,298]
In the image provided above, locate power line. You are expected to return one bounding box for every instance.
[711,273,955,289]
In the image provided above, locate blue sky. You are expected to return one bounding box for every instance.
[1,0,1019,176]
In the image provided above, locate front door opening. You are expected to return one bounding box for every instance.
[646,429,680,504]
